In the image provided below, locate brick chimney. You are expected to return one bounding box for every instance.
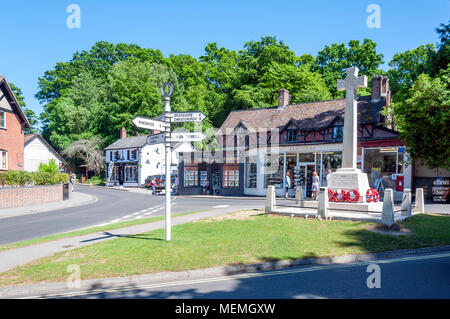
[120,127,127,139]
[371,76,390,103]
[278,89,290,107]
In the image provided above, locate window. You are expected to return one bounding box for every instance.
[0,150,8,170]
[125,166,137,182]
[332,126,343,139]
[223,165,239,188]
[0,112,5,129]
[113,151,119,161]
[265,153,283,189]
[184,166,198,187]
[245,157,257,188]
[287,130,298,143]
[128,149,137,161]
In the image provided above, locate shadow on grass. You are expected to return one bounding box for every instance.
[333,214,450,254]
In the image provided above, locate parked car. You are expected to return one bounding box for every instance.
[144,174,177,193]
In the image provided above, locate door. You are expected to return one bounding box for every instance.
[119,165,124,185]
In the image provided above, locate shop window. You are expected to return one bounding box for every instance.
[125,166,137,182]
[223,165,239,188]
[199,169,209,187]
[299,153,315,163]
[363,148,400,188]
[285,154,297,188]
[184,167,198,187]
[265,154,283,189]
[245,157,257,188]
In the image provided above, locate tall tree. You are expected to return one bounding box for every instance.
[394,69,450,169]
[315,39,385,97]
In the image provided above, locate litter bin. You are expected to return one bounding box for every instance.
[63,183,70,200]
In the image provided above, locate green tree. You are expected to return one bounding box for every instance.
[38,159,60,174]
[315,39,384,97]
[9,83,39,133]
[394,68,450,169]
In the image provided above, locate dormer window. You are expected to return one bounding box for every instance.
[286,122,298,143]
[331,117,344,140]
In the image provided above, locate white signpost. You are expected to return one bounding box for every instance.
[146,133,166,145]
[132,116,169,131]
[166,132,207,143]
[156,111,206,123]
[132,82,207,241]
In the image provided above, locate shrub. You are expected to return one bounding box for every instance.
[38,159,60,174]
[0,171,70,187]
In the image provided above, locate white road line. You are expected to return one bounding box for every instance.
[213,205,230,208]
[28,252,450,299]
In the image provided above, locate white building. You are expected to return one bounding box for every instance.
[24,134,66,172]
[105,128,196,187]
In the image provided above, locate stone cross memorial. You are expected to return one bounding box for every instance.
[327,67,370,202]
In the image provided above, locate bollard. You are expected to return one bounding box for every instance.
[317,187,329,219]
[382,188,395,227]
[414,188,424,213]
[295,186,304,207]
[265,185,276,214]
[401,189,412,217]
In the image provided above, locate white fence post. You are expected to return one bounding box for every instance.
[265,185,276,214]
[382,188,395,227]
[401,189,412,217]
[317,187,328,218]
[414,188,425,214]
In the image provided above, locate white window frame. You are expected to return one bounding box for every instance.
[125,165,137,182]
[0,150,8,170]
[0,111,6,129]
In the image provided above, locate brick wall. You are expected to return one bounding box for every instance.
[0,111,25,170]
[0,184,63,209]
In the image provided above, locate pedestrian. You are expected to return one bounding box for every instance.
[285,171,291,199]
[173,176,179,195]
[326,169,332,187]
[70,173,76,192]
[312,171,320,200]
[151,177,157,195]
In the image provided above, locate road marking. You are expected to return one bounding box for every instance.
[26,251,450,299]
[213,205,230,208]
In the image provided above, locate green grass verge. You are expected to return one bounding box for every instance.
[0,211,203,253]
[1,212,449,287]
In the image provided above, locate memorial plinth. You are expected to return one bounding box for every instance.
[327,168,371,203]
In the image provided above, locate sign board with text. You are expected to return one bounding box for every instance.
[132,116,169,131]
[166,132,207,143]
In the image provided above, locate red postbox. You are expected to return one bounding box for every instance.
[396,175,404,192]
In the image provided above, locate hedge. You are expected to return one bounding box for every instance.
[0,171,70,187]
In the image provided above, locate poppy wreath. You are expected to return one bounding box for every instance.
[366,189,379,203]
[335,189,347,202]
[345,189,360,203]
[328,189,337,202]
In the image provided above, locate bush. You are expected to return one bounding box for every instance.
[38,159,60,174]
[0,171,70,187]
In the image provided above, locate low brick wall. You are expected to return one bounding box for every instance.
[0,184,65,209]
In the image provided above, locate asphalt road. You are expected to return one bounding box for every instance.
[38,251,450,299]
[0,186,264,245]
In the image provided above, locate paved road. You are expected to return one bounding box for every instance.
[30,251,450,299]
[0,187,264,245]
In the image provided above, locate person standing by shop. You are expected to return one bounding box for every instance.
[285,171,291,199]
[312,171,320,200]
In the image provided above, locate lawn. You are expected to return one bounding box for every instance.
[1,212,449,287]
[0,211,203,253]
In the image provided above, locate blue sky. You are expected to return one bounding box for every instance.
[1,0,448,116]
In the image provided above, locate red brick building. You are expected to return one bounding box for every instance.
[0,76,31,171]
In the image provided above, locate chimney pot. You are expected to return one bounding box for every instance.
[278,89,290,107]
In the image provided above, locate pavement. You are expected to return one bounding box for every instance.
[0,190,97,219]
[2,246,449,299]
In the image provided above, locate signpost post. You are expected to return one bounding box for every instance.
[132,82,207,241]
